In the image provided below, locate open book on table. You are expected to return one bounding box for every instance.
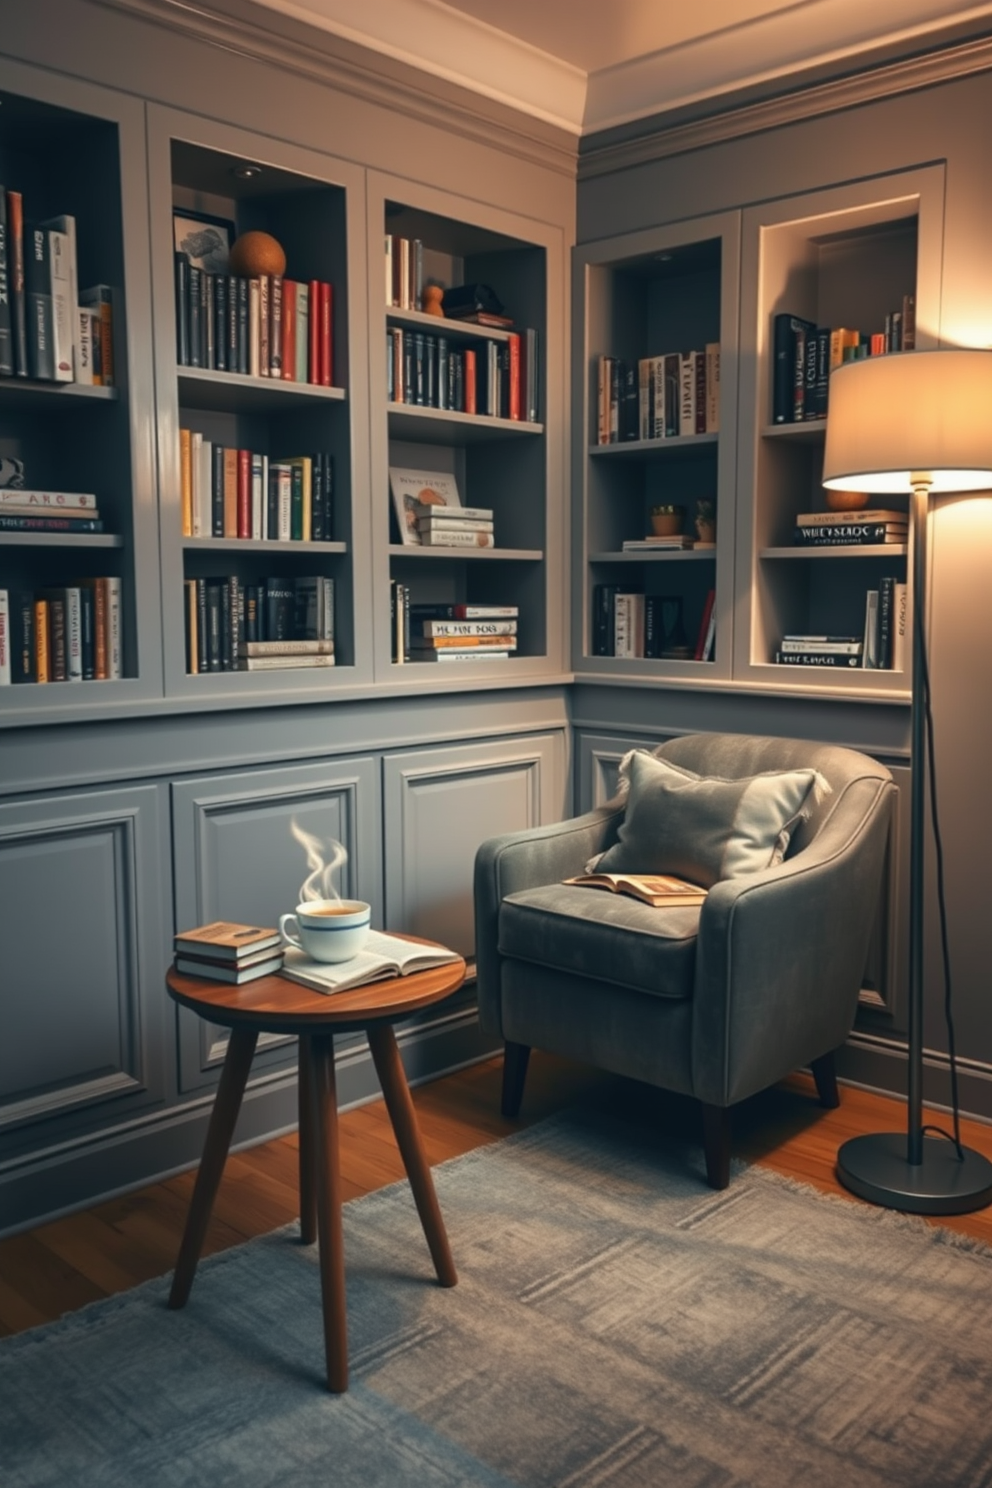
[562,872,707,908]
[279,930,461,995]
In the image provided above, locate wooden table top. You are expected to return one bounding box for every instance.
[166,939,467,1036]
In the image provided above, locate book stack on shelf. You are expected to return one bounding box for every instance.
[621,535,695,552]
[596,346,719,444]
[407,603,518,664]
[389,467,496,548]
[184,573,334,675]
[0,189,114,387]
[173,921,284,984]
[416,503,493,549]
[774,635,864,668]
[793,509,908,547]
[386,324,538,422]
[0,578,121,684]
[0,482,103,534]
[174,258,331,384]
[592,585,714,662]
[178,433,334,541]
[772,298,915,424]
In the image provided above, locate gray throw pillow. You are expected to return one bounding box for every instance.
[589,750,830,888]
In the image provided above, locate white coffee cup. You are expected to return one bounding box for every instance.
[279,899,371,963]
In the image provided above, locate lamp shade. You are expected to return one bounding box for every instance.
[822,349,992,494]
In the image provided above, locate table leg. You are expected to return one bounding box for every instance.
[309,1033,348,1393]
[367,1023,457,1288]
[169,1024,258,1310]
[297,1036,316,1245]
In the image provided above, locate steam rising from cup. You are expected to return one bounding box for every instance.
[290,819,347,903]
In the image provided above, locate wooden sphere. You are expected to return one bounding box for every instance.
[229,231,286,278]
[825,488,869,512]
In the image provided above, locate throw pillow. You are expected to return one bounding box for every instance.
[588,750,830,888]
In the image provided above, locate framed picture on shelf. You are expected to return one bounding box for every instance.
[173,209,235,272]
[389,466,462,545]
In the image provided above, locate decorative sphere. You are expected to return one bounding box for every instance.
[824,489,869,512]
[228,231,287,278]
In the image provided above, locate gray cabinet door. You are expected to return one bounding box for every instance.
[171,755,379,1090]
[0,784,169,1142]
[383,730,568,958]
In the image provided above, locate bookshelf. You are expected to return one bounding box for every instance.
[0,63,159,715]
[147,108,372,695]
[572,213,740,682]
[368,173,563,681]
[735,166,945,697]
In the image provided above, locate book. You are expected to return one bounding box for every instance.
[174,920,282,961]
[0,514,104,533]
[796,509,907,527]
[410,649,510,662]
[238,638,334,656]
[694,589,716,660]
[419,529,495,548]
[772,314,815,423]
[42,220,76,381]
[280,929,461,994]
[174,952,286,984]
[236,653,335,671]
[621,537,694,551]
[793,522,908,546]
[877,575,896,668]
[0,190,12,376]
[0,590,9,685]
[779,638,863,655]
[562,872,706,907]
[25,223,55,379]
[775,650,863,666]
[892,582,909,673]
[0,490,97,510]
[6,190,27,378]
[410,634,516,650]
[79,285,114,386]
[419,619,517,637]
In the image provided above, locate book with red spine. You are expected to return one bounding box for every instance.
[507,332,521,420]
[318,281,332,386]
[237,448,251,538]
[281,279,297,381]
[308,280,320,383]
[463,348,477,414]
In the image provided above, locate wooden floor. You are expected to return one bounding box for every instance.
[3,1051,992,1339]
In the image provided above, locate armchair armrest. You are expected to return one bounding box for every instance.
[474,806,623,1036]
[691,776,895,1106]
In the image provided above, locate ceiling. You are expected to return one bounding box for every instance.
[256,0,992,133]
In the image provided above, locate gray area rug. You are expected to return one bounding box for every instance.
[5,1108,992,1487]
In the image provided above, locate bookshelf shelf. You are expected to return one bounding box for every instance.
[388,544,542,561]
[760,422,825,442]
[387,404,543,445]
[0,380,119,407]
[590,549,716,563]
[0,533,124,549]
[182,537,348,555]
[177,367,347,414]
[760,545,909,560]
[386,307,515,344]
[589,433,718,460]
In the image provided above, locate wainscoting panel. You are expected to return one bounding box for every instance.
[383,731,569,957]
[0,785,168,1135]
[171,756,380,1091]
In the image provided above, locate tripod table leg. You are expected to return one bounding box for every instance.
[309,1033,348,1393]
[169,1024,258,1309]
[367,1022,457,1288]
[297,1035,317,1245]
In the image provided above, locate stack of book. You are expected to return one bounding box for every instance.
[173,921,284,983]
[184,573,334,674]
[0,486,103,534]
[596,346,719,444]
[772,299,915,424]
[774,635,864,667]
[401,602,519,664]
[0,189,114,386]
[621,535,695,552]
[414,502,494,549]
[0,579,122,684]
[178,434,333,541]
[174,263,331,385]
[793,509,909,546]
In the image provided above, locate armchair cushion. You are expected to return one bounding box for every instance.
[500,883,700,1000]
[588,749,829,889]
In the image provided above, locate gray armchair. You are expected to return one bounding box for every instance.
[474,732,895,1188]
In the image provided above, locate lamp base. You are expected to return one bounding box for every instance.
[837,1131,992,1215]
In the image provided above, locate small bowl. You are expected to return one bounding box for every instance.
[650,505,685,537]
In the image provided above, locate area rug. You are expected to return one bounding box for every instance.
[4,1109,992,1487]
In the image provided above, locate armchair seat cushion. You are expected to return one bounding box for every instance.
[499,884,699,1001]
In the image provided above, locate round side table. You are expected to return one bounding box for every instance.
[165,944,466,1392]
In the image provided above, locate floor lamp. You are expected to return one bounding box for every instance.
[822,348,992,1214]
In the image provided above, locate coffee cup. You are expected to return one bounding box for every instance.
[279,899,371,963]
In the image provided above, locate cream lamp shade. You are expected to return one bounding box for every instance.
[822,349,992,494]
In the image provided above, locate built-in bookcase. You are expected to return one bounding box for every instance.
[572,212,740,683]
[368,173,564,682]
[735,166,944,697]
[148,107,371,696]
[0,61,160,718]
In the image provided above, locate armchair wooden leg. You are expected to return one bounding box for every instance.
[501,1041,531,1118]
[811,1050,840,1109]
[700,1103,731,1190]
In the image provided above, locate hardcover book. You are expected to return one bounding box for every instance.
[389,466,462,545]
[174,921,281,960]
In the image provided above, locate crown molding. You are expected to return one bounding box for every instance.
[89,0,580,175]
[579,25,992,177]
